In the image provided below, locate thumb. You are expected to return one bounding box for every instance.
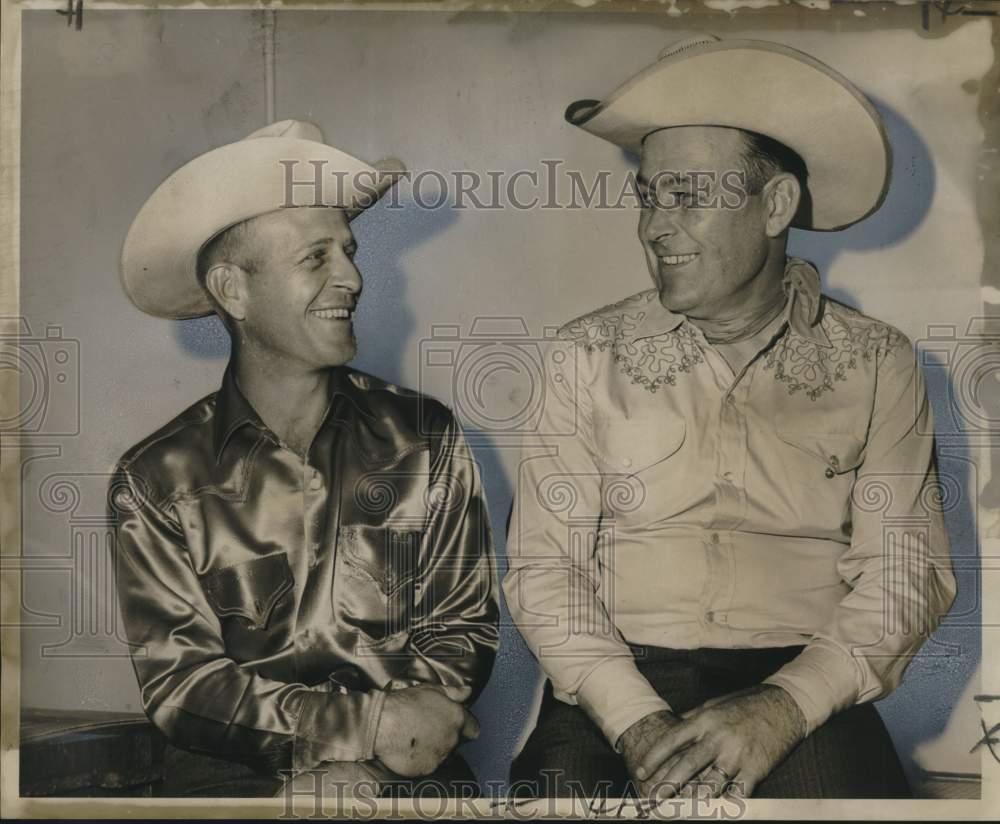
[460,710,480,741]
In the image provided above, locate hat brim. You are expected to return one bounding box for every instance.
[565,39,891,231]
[121,137,404,319]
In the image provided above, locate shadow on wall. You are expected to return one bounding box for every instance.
[788,98,936,304]
[794,100,979,786]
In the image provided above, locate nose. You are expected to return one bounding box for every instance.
[331,248,362,296]
[641,203,679,243]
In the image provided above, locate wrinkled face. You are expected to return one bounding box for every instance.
[240,207,361,369]
[638,126,773,318]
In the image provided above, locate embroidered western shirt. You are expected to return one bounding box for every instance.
[503,259,957,748]
[112,366,499,775]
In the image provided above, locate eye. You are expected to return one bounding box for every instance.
[344,244,358,258]
[304,249,326,264]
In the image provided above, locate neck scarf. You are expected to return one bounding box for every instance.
[687,258,822,344]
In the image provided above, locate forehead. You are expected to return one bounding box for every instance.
[639,126,747,177]
[252,207,354,251]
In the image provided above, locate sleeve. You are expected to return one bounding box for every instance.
[111,463,386,776]
[763,338,958,735]
[395,414,500,704]
[502,337,671,749]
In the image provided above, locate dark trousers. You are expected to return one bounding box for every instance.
[511,646,911,799]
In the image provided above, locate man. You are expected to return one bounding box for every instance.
[112,120,499,797]
[504,36,957,799]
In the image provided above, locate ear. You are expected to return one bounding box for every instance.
[762,173,801,238]
[204,263,250,322]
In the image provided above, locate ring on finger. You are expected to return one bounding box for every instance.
[706,764,733,783]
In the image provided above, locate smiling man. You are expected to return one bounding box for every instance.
[504,37,957,799]
[112,120,498,797]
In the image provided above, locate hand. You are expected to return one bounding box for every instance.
[373,684,479,777]
[636,685,807,799]
[618,709,685,791]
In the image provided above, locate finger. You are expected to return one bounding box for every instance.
[650,741,717,799]
[639,741,693,797]
[460,709,480,741]
[636,721,700,780]
[386,678,422,690]
[700,762,738,799]
[724,773,750,799]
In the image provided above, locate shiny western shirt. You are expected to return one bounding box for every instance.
[113,367,499,775]
[503,259,957,748]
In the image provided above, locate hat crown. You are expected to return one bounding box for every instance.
[657,34,721,62]
[244,119,324,143]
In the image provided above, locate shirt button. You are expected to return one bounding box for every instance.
[309,475,323,490]
[723,471,734,482]
[725,395,736,405]
[710,532,720,544]
[825,468,836,479]
[622,457,633,468]
[705,610,715,623]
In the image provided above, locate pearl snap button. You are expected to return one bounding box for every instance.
[622,457,633,468]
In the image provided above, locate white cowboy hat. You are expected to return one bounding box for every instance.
[121,119,406,319]
[565,35,891,231]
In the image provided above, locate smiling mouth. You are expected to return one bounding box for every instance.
[310,307,354,320]
[658,253,699,266]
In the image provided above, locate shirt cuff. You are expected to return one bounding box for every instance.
[762,641,860,736]
[292,688,387,772]
[575,657,672,751]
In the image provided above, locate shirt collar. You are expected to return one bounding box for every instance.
[212,366,267,463]
[212,366,361,462]
[626,257,832,348]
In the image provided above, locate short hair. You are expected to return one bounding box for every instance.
[739,129,809,195]
[195,217,261,288]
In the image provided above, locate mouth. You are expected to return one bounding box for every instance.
[657,253,699,266]
[310,307,354,321]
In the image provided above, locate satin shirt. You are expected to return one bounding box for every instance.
[113,367,499,775]
[503,259,957,747]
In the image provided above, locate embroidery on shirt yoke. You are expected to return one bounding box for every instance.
[558,292,705,392]
[762,307,908,401]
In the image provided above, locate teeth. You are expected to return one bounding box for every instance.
[660,253,699,265]
[312,308,352,320]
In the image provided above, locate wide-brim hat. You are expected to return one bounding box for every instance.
[565,35,891,231]
[121,120,406,319]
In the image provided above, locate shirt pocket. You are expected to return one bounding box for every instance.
[593,413,686,475]
[201,553,295,661]
[334,524,420,643]
[773,429,866,485]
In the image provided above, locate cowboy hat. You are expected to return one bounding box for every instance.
[565,35,891,231]
[121,119,406,319]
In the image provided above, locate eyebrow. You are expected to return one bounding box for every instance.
[638,172,693,188]
[295,236,357,256]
